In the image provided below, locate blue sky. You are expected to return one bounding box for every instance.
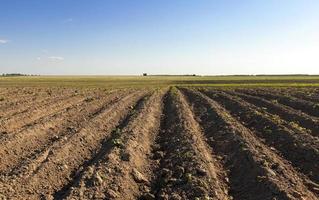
[0,0,319,75]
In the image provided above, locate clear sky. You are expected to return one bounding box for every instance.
[0,0,319,75]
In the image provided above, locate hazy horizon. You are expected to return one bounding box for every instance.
[1,0,319,75]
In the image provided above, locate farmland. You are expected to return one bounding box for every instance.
[0,76,319,199]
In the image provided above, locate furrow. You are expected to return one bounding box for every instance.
[0,91,147,199]
[289,90,319,103]
[146,88,230,200]
[0,87,77,111]
[181,88,318,200]
[268,88,319,104]
[202,89,319,185]
[60,89,166,200]
[226,90,319,138]
[0,88,13,96]
[0,88,40,103]
[238,89,319,118]
[0,91,103,144]
[0,90,128,175]
[0,94,86,133]
[0,89,79,119]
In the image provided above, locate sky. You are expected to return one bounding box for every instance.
[0,0,319,75]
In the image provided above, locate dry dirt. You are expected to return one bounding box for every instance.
[0,87,318,200]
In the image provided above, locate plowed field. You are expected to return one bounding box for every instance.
[0,87,319,200]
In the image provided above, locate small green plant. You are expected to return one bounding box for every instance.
[182,151,193,159]
[271,115,283,124]
[289,121,307,132]
[254,110,262,116]
[170,87,179,96]
[111,138,124,148]
[185,173,192,182]
[130,109,137,116]
[112,128,121,136]
[264,129,272,134]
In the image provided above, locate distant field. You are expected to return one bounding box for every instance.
[1,75,319,88]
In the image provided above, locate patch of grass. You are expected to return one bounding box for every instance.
[289,121,307,132]
[112,128,121,136]
[111,138,124,148]
[1,75,319,88]
[185,173,193,182]
[271,115,283,124]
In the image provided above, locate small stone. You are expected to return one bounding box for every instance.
[104,167,111,174]
[106,189,119,198]
[87,166,94,176]
[153,151,164,160]
[174,166,184,178]
[168,178,179,184]
[217,155,223,160]
[194,186,207,197]
[158,190,169,200]
[93,172,103,185]
[139,185,150,193]
[267,168,276,176]
[42,194,53,200]
[58,164,68,170]
[292,191,302,198]
[161,168,172,178]
[313,187,319,193]
[171,193,182,200]
[66,126,74,132]
[94,191,106,199]
[132,169,148,184]
[196,167,207,176]
[120,152,130,161]
[140,192,155,200]
[0,194,7,200]
[52,135,59,141]
[271,163,279,170]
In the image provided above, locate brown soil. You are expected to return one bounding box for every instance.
[238,88,319,118]
[225,90,319,137]
[146,89,230,199]
[0,87,319,200]
[0,90,129,175]
[201,89,319,185]
[0,89,148,199]
[181,88,318,200]
[61,89,166,199]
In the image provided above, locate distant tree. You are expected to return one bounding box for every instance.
[143,73,147,76]
[1,73,27,77]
